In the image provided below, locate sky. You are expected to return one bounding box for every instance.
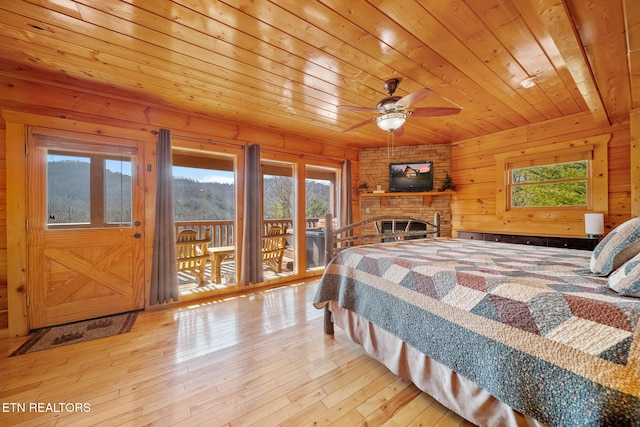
[48,156,234,184]
[172,166,235,184]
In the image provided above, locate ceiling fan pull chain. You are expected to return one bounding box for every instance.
[392,132,395,157]
[387,131,395,158]
[387,131,390,158]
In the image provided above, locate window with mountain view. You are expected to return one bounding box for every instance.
[47,151,132,227]
[172,166,235,221]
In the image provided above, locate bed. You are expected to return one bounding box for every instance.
[313,215,640,426]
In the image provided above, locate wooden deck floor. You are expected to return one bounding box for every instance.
[178,259,294,290]
[0,281,474,426]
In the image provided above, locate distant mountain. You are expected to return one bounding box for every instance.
[48,160,134,223]
[173,177,235,221]
[47,161,329,224]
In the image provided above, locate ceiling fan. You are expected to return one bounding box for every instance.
[339,78,461,136]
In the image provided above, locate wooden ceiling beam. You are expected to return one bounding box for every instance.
[529,0,608,126]
[624,0,640,109]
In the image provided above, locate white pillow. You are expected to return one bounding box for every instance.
[608,252,640,297]
[590,217,640,275]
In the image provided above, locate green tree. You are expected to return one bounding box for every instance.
[511,161,587,207]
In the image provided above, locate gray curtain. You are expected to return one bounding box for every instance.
[340,160,353,228]
[150,128,178,304]
[240,144,263,285]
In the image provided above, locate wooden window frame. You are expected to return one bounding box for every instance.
[495,134,610,221]
[44,150,134,229]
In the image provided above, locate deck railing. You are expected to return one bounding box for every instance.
[175,218,322,248]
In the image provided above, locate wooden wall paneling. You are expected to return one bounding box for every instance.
[4,121,28,336]
[606,123,634,217]
[631,109,640,216]
[0,248,6,331]
[0,73,359,163]
[450,111,604,171]
[0,128,5,248]
[0,129,6,333]
[625,0,640,214]
[451,113,625,237]
[143,137,156,310]
[625,0,640,108]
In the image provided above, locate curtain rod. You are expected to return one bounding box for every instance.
[152,130,244,149]
[152,130,346,164]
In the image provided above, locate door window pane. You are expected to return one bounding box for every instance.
[105,158,133,224]
[47,153,90,225]
[47,151,132,228]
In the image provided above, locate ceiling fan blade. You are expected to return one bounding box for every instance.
[410,107,461,117]
[338,105,377,112]
[394,88,432,110]
[343,118,375,132]
[393,126,404,137]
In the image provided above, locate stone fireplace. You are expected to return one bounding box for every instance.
[358,144,453,237]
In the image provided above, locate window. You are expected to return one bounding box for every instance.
[509,160,588,208]
[495,134,609,220]
[47,150,133,228]
[172,165,235,221]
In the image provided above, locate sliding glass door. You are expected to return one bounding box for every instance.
[262,160,296,278]
[305,165,338,271]
[172,149,237,292]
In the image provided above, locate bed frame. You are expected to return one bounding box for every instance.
[322,212,440,261]
[322,212,440,334]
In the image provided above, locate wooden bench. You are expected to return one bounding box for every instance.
[176,228,211,285]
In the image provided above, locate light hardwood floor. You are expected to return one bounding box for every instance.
[0,281,475,427]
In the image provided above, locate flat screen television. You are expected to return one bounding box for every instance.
[389,161,434,192]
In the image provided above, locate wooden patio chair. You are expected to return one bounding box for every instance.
[176,228,211,285]
[262,226,288,273]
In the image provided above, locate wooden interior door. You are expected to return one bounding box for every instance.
[27,129,145,329]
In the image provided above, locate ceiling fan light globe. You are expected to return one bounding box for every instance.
[376,112,406,131]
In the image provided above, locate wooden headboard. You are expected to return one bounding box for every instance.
[323,212,441,263]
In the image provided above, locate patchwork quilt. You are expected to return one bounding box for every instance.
[313,238,640,426]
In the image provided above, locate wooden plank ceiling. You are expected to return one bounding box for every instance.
[0,0,633,150]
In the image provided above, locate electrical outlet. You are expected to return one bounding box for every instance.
[365,207,370,213]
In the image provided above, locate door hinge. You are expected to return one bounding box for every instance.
[25,143,28,155]
[25,219,29,230]
[26,294,30,308]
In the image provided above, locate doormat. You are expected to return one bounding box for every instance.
[10,311,138,356]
